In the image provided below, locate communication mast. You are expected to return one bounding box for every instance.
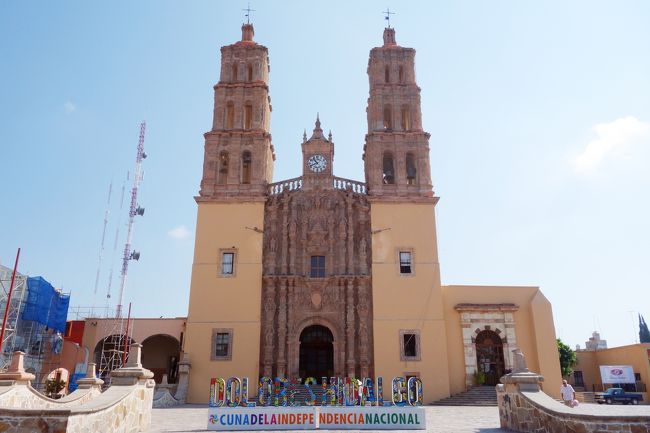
[92,182,112,313]
[116,122,147,318]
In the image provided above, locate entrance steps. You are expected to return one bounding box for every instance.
[431,386,497,406]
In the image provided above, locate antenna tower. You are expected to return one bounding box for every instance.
[92,182,112,313]
[116,122,147,318]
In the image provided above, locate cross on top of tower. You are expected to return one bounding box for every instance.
[243,3,255,24]
[383,8,395,28]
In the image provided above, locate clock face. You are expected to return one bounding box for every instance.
[308,154,327,173]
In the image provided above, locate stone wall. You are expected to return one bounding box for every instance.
[497,350,650,433]
[0,346,155,433]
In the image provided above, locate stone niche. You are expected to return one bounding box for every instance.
[454,303,519,387]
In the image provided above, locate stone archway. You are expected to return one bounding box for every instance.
[299,325,334,381]
[141,334,181,384]
[287,317,344,379]
[475,330,505,386]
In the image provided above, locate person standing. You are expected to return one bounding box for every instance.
[561,380,576,406]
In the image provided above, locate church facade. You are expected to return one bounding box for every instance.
[183,23,562,403]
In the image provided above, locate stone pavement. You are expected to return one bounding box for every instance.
[146,405,505,433]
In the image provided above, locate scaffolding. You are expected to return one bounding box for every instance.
[0,265,68,390]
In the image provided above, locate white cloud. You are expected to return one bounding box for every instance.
[574,116,650,173]
[63,101,76,114]
[168,225,191,240]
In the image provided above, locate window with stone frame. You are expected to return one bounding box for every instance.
[399,329,421,361]
[211,329,233,361]
[219,249,237,277]
[310,255,326,278]
[399,251,413,274]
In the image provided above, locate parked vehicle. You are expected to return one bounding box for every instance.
[596,388,643,405]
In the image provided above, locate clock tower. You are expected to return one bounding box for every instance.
[301,114,334,190]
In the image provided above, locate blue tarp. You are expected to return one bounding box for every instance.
[22,277,70,333]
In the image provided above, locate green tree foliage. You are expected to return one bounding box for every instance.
[557,338,577,378]
[639,314,650,343]
[44,378,66,399]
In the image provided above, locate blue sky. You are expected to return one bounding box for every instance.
[1,1,649,350]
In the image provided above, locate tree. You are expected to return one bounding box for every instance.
[639,314,650,343]
[557,338,577,378]
[44,377,66,399]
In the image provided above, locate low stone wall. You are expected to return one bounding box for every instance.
[497,350,650,433]
[0,346,155,433]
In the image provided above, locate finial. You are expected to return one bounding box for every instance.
[383,8,395,28]
[303,129,307,143]
[310,113,324,139]
[243,3,255,24]
[328,130,332,141]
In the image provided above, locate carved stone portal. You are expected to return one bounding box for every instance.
[260,188,373,379]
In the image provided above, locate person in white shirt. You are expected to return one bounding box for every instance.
[560,380,576,406]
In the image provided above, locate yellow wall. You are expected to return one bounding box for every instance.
[442,285,562,399]
[370,201,450,403]
[184,201,264,403]
[575,343,650,394]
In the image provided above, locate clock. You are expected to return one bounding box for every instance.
[307,154,327,173]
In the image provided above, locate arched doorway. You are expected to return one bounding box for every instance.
[141,334,181,384]
[475,330,505,386]
[93,334,135,381]
[299,325,333,381]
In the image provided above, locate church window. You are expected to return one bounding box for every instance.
[385,66,390,83]
[399,330,421,361]
[226,102,235,129]
[382,152,395,184]
[247,64,253,81]
[401,105,411,131]
[241,151,252,184]
[244,104,253,129]
[310,256,326,278]
[406,153,417,185]
[399,251,412,274]
[221,251,235,275]
[231,63,238,82]
[399,65,404,83]
[218,152,229,184]
[211,329,233,360]
[383,105,392,130]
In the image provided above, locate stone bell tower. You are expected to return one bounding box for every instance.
[199,23,275,199]
[363,27,433,198]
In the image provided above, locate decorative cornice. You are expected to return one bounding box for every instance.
[454,303,519,312]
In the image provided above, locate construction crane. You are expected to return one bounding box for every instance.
[116,122,147,318]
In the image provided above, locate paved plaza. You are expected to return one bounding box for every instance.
[146,405,505,433]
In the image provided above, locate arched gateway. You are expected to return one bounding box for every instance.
[475,330,505,386]
[299,325,334,381]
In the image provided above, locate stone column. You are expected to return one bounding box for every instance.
[277,280,287,378]
[345,280,356,377]
[174,352,191,403]
[262,281,276,377]
[111,343,155,386]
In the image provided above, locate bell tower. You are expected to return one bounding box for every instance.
[199,23,275,199]
[301,114,335,190]
[363,27,433,199]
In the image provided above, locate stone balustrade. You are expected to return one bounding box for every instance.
[0,344,155,432]
[497,349,650,433]
[333,176,367,194]
[268,177,303,195]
